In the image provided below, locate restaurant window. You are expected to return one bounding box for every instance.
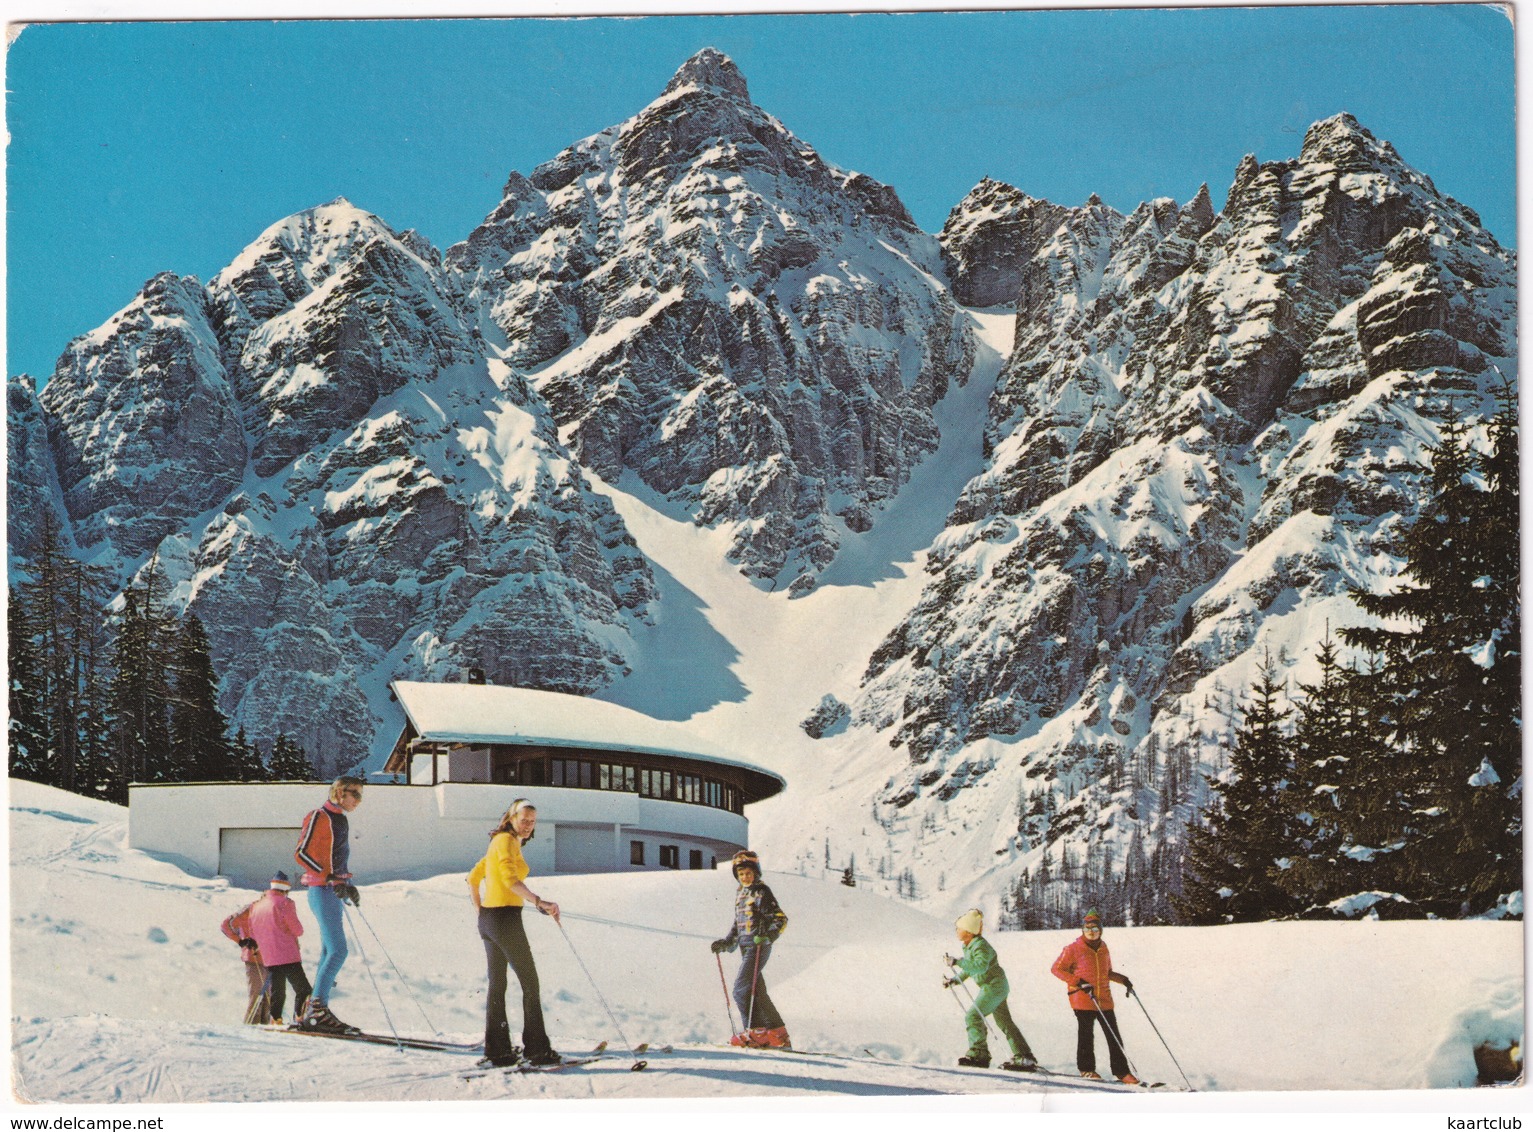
[689,849,703,870]
[630,841,645,866]
[659,845,679,869]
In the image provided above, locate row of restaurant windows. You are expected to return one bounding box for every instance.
[631,842,711,870]
[498,756,743,814]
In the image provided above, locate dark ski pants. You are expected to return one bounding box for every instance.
[1075,1007,1130,1078]
[263,962,313,1023]
[734,942,784,1030]
[479,905,552,1060]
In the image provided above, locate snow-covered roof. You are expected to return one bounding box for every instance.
[390,680,785,801]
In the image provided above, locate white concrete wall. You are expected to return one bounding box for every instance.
[128,782,749,885]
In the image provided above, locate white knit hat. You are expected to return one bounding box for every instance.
[955,908,983,935]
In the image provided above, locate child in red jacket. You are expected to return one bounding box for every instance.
[1050,909,1138,1083]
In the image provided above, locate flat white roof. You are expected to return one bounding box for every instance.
[390,680,785,794]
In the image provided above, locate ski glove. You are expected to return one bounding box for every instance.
[751,934,770,945]
[943,953,958,967]
[942,976,959,988]
[1119,977,1134,993]
[335,883,361,906]
[711,938,735,954]
[238,938,258,951]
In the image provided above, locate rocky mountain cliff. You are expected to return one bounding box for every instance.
[447,48,973,592]
[845,113,1516,899]
[9,49,972,766]
[7,46,1516,905]
[21,201,656,773]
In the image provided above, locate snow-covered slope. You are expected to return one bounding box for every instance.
[8,781,1523,1105]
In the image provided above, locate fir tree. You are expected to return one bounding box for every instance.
[1175,654,1301,923]
[10,519,116,797]
[1279,635,1361,910]
[1343,394,1522,914]
[8,585,50,783]
[109,581,175,785]
[267,733,318,780]
[170,615,238,781]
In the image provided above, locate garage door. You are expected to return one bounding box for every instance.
[219,827,302,890]
[553,824,617,873]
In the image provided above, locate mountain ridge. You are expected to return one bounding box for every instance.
[7,63,1516,901]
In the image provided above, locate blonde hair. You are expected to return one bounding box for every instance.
[329,776,366,804]
[492,798,537,841]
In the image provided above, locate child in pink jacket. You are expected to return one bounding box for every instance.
[246,871,313,1025]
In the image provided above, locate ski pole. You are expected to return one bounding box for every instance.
[1083,984,1142,1082]
[246,969,274,1026]
[948,972,1004,1047]
[715,951,741,1036]
[342,903,405,1047]
[745,943,764,1034]
[555,917,649,1071]
[1130,987,1193,1090]
[349,901,439,1034]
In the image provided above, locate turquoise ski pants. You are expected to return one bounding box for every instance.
[965,982,1035,1062]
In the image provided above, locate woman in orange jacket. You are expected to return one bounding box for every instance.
[1049,909,1138,1083]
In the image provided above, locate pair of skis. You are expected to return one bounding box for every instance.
[461,1040,661,1079]
[282,1025,480,1054]
[736,1040,1167,1088]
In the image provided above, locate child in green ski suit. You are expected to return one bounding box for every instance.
[943,908,1038,1071]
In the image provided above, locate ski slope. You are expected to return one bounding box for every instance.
[6,780,1524,1119]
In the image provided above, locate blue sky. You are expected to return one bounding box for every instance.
[6,5,1516,381]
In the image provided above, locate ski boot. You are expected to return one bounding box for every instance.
[1002,1057,1040,1073]
[298,1000,360,1035]
[757,1026,792,1049]
[476,1045,523,1070]
[958,1052,991,1068]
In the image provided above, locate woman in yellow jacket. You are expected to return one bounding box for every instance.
[467,799,561,1067]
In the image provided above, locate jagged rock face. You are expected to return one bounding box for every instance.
[21,200,656,769]
[938,178,1072,308]
[853,114,1516,875]
[40,273,248,561]
[448,48,973,589]
[208,203,482,477]
[6,376,74,564]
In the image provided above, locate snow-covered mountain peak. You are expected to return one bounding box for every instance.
[662,46,751,101]
[1298,111,1395,167]
[215,197,395,289]
[208,197,422,352]
[445,49,970,589]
